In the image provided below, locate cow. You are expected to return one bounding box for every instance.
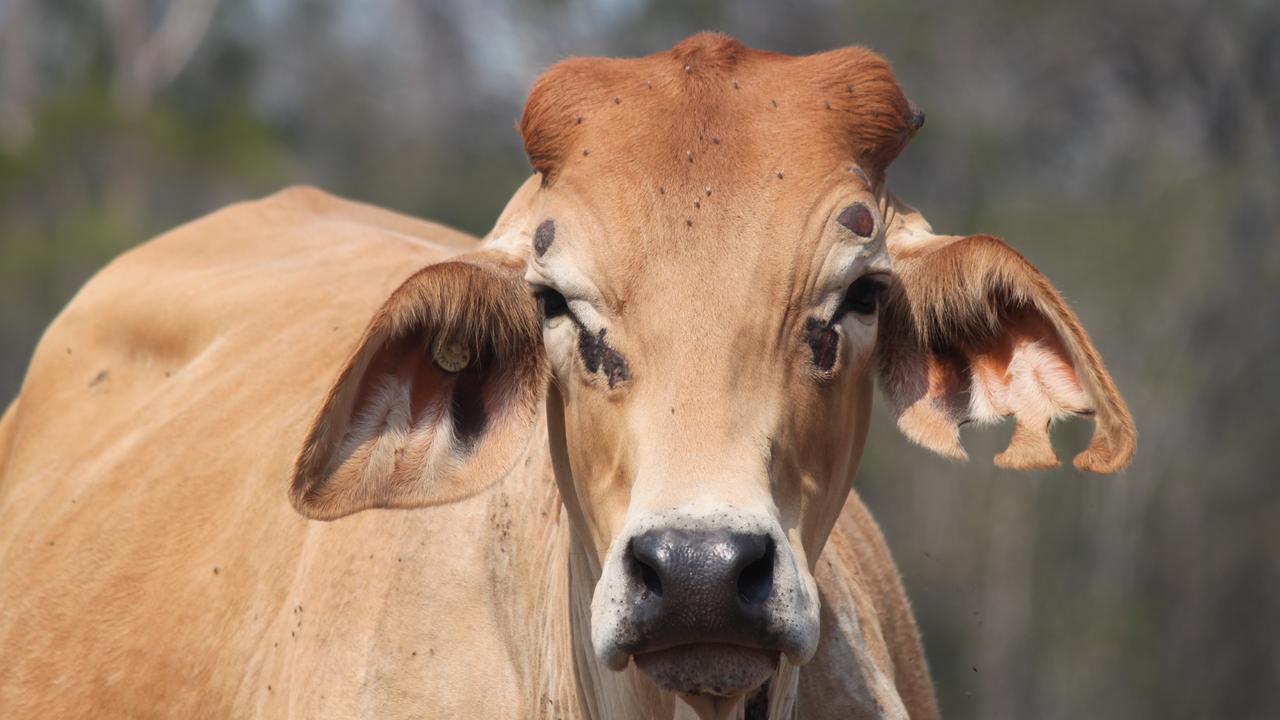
[0,33,1134,719]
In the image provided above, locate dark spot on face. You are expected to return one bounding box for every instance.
[687,150,694,162]
[775,171,784,179]
[712,136,721,144]
[659,186,665,194]
[693,200,701,209]
[88,369,108,388]
[614,96,620,104]
[686,217,694,227]
[847,83,855,94]
[771,99,778,108]
[449,367,488,452]
[575,115,583,125]
[825,100,832,110]
[684,64,692,74]
[534,218,556,257]
[705,186,712,196]
[837,203,875,237]
[582,148,589,156]
[578,327,631,388]
[212,566,219,575]
[732,80,740,89]
[804,317,840,371]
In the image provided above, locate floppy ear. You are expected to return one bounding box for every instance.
[291,253,546,520]
[876,194,1135,473]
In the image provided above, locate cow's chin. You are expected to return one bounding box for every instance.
[634,643,778,698]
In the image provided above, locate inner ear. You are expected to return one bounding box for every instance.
[291,259,546,520]
[352,329,493,457]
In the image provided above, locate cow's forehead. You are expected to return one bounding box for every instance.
[519,34,916,301]
[521,33,918,196]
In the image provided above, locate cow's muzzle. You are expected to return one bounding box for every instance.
[590,509,820,696]
[625,529,775,651]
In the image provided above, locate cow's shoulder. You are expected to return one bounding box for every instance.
[2,187,481,505]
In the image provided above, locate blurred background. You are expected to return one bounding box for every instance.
[1,1,1276,717]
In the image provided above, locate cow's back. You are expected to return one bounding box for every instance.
[0,188,524,718]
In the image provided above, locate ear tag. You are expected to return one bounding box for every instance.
[432,336,471,373]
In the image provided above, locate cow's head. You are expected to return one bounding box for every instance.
[291,33,1134,709]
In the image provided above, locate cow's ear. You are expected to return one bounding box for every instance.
[876,197,1135,473]
[291,253,546,520]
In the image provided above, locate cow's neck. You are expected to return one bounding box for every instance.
[490,427,800,720]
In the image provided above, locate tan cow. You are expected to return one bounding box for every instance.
[0,34,1133,719]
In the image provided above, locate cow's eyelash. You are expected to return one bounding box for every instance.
[836,275,888,319]
[533,286,572,323]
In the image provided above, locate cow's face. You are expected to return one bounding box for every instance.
[290,32,1135,711]
[518,34,919,696]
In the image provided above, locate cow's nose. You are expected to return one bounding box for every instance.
[625,529,776,649]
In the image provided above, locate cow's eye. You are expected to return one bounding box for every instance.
[842,276,886,316]
[534,286,570,322]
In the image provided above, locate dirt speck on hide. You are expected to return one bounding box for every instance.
[88,369,109,388]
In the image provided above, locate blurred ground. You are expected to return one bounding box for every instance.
[1,1,1277,717]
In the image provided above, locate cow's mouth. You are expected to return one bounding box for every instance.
[634,643,778,697]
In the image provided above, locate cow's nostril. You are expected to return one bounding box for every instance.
[639,559,664,597]
[628,538,665,599]
[736,537,774,606]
